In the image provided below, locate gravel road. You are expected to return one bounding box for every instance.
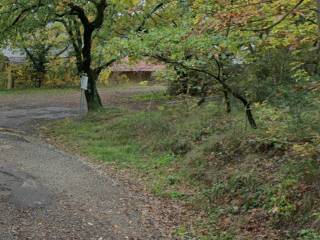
[0,87,178,240]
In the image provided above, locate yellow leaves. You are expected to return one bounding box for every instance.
[292,143,317,158]
[191,0,315,48]
[271,206,280,214]
[99,69,111,86]
[88,15,95,22]
[110,0,141,8]
[56,1,69,12]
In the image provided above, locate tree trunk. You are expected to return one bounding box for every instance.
[64,1,108,112]
[230,90,257,128]
[223,89,231,113]
[154,55,258,128]
[35,71,45,88]
[85,71,103,111]
[245,103,257,129]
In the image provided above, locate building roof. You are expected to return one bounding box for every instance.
[2,48,26,64]
[1,47,71,64]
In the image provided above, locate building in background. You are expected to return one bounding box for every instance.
[108,58,165,84]
[1,48,26,65]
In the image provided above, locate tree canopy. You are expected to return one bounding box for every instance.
[0,0,318,124]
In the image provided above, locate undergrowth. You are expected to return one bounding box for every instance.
[44,91,320,239]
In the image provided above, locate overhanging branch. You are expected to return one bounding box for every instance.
[243,0,305,32]
[94,58,117,75]
[153,54,257,128]
[136,2,165,32]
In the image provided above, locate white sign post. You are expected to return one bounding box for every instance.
[80,74,88,91]
[80,74,88,116]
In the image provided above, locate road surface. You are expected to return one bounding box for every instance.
[0,87,179,240]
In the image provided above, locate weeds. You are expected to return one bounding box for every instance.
[45,92,320,239]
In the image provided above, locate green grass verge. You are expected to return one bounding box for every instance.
[44,94,320,239]
[131,91,171,101]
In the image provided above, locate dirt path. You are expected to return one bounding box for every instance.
[0,86,179,240]
[0,86,164,131]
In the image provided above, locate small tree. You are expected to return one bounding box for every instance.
[129,0,316,128]
[13,24,69,88]
[1,0,166,110]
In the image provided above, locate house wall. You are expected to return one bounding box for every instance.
[108,71,153,84]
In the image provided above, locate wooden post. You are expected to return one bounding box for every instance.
[6,63,13,89]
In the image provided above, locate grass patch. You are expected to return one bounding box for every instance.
[131,91,170,101]
[44,92,320,239]
[0,87,77,95]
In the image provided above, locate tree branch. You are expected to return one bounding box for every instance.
[153,54,257,128]
[2,0,44,33]
[136,2,165,32]
[68,3,91,30]
[243,0,305,32]
[94,58,117,75]
[91,0,108,29]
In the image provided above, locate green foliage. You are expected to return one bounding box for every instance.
[299,229,320,240]
[44,85,320,238]
[131,91,170,101]
[2,0,320,238]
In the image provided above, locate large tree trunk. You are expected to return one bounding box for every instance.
[81,22,103,111]
[85,70,103,111]
[35,71,45,88]
[65,1,108,112]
